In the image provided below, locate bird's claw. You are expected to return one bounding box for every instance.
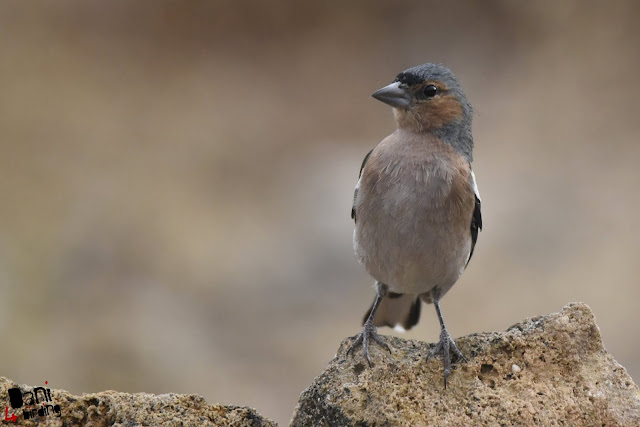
[346,322,391,367]
[426,328,466,388]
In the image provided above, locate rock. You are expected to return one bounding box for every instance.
[0,377,275,427]
[291,303,640,426]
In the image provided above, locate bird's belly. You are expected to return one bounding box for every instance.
[354,200,472,296]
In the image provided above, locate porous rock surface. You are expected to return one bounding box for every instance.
[0,377,275,426]
[291,303,640,426]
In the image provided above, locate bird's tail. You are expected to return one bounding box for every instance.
[363,292,421,330]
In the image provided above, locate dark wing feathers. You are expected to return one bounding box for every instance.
[467,193,482,265]
[351,149,374,222]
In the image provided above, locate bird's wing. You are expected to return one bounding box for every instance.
[467,169,482,266]
[351,149,374,222]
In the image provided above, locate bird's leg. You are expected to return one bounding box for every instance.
[427,298,467,388]
[347,282,391,367]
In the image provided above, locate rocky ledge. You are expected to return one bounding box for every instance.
[2,303,638,426]
[0,377,275,426]
[291,303,640,426]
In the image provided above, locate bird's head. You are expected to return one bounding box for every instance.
[372,63,472,135]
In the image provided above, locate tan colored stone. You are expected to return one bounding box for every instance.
[0,377,275,426]
[291,303,640,426]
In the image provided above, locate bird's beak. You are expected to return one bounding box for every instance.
[372,81,412,109]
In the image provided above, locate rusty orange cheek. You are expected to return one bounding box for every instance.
[420,95,463,128]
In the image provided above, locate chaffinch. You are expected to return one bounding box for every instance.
[348,63,482,388]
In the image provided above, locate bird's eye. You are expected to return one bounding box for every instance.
[423,85,438,98]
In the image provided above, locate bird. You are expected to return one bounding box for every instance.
[347,63,482,388]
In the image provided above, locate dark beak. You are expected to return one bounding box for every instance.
[372,81,412,109]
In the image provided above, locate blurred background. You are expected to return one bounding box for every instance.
[1,0,639,424]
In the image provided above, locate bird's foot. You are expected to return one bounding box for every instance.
[426,327,467,388]
[346,321,391,367]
